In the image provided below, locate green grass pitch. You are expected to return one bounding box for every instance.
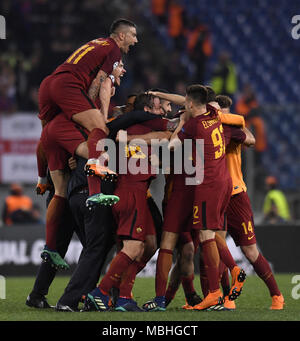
[0,274,299,321]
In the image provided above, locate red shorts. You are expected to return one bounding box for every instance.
[40,114,88,171]
[112,183,156,242]
[163,186,194,235]
[192,177,232,231]
[226,191,256,246]
[38,72,98,122]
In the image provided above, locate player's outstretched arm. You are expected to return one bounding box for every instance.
[125,131,172,145]
[148,91,185,106]
[242,127,256,147]
[219,112,245,128]
[168,115,185,150]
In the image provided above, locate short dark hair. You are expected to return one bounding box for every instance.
[205,86,216,102]
[110,19,136,35]
[127,93,137,99]
[133,93,154,111]
[149,88,169,94]
[215,95,233,109]
[186,84,208,105]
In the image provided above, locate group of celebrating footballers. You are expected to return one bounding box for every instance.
[27,18,284,313]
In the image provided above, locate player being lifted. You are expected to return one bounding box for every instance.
[36,19,138,268]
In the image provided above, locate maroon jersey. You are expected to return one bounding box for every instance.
[117,124,156,184]
[53,37,121,90]
[178,113,230,186]
[142,117,168,131]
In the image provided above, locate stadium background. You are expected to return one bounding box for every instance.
[0,0,299,277]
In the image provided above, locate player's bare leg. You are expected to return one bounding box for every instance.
[135,234,157,274]
[72,109,119,208]
[165,260,181,307]
[165,243,200,308]
[40,170,70,270]
[179,242,203,309]
[241,243,284,310]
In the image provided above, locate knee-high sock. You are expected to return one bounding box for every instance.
[219,261,230,296]
[181,274,196,296]
[201,239,220,293]
[252,253,281,296]
[36,139,48,178]
[99,252,133,295]
[165,263,181,303]
[135,251,154,274]
[45,195,67,250]
[199,249,209,297]
[215,233,236,271]
[119,260,140,298]
[155,248,173,297]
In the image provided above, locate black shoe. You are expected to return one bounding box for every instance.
[186,292,203,307]
[55,303,79,312]
[26,294,51,309]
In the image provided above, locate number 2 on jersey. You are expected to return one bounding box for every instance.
[211,125,225,159]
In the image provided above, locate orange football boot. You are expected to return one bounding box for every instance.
[182,301,194,310]
[223,296,236,310]
[193,290,224,311]
[85,159,117,180]
[270,294,284,310]
[229,266,246,300]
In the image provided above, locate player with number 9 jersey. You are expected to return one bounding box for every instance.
[178,109,232,231]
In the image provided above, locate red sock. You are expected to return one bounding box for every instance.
[201,239,220,293]
[87,128,107,196]
[99,251,133,295]
[165,283,179,303]
[181,274,196,296]
[252,253,281,296]
[119,260,139,298]
[135,250,154,275]
[215,233,236,271]
[45,195,67,250]
[87,176,101,196]
[155,248,173,297]
[36,139,48,178]
[136,260,147,274]
[219,262,230,296]
[199,250,209,297]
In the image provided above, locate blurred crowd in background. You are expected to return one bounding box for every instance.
[0,0,259,111]
[0,0,299,225]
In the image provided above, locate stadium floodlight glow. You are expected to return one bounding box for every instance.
[0,275,6,299]
[0,15,6,39]
[291,15,300,40]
